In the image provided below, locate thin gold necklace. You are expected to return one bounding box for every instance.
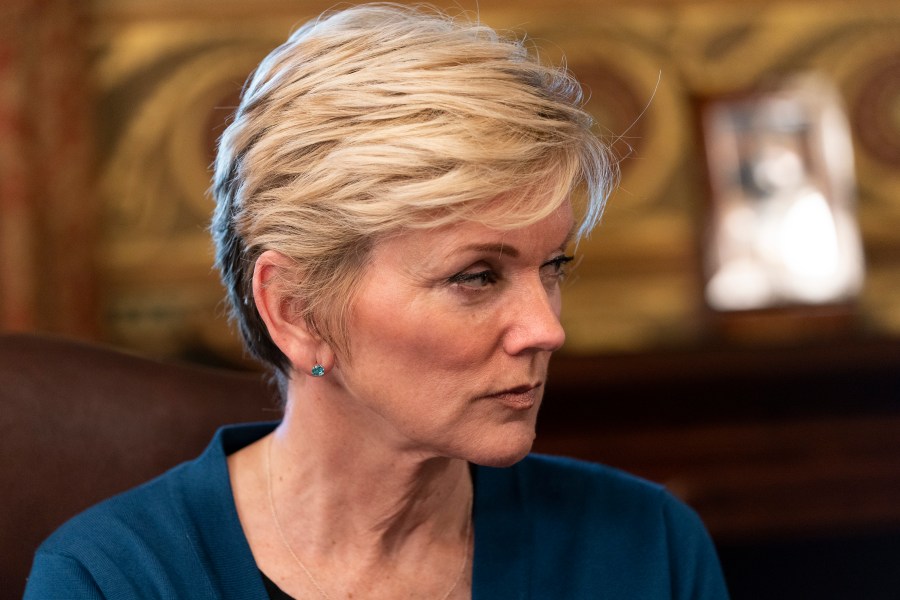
[265,436,473,600]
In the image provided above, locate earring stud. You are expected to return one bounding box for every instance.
[311,364,326,377]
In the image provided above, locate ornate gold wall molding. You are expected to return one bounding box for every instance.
[84,0,900,361]
[0,0,98,337]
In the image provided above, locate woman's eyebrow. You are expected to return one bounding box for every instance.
[460,243,520,258]
[563,222,576,248]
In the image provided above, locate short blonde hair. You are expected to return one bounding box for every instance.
[211,3,614,375]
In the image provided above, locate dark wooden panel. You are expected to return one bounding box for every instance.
[537,338,900,540]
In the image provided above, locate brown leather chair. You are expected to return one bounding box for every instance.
[0,334,278,600]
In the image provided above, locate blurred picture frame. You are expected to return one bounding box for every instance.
[698,74,865,316]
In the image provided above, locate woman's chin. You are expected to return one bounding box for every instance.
[467,430,536,468]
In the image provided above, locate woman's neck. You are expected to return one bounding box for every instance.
[267,382,473,559]
[228,380,475,599]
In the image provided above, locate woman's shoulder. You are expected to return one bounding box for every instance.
[39,463,183,544]
[25,464,199,599]
[35,424,268,554]
[25,424,273,599]
[471,454,729,598]
[517,452,659,485]
[512,453,667,504]
[476,453,707,538]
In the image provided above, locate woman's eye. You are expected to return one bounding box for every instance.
[447,269,497,289]
[541,255,575,282]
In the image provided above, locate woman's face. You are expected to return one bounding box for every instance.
[331,202,574,467]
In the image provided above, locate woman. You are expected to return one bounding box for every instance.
[25,4,729,599]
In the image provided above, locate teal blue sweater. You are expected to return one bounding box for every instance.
[25,423,729,599]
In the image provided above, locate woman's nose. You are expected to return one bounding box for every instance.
[502,280,566,355]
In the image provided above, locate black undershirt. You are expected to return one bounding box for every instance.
[261,570,295,600]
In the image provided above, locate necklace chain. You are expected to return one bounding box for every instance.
[265,436,472,600]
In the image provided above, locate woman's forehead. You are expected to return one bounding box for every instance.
[375,203,574,262]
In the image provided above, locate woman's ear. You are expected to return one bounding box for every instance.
[252,250,333,375]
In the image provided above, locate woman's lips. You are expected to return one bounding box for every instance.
[484,384,540,410]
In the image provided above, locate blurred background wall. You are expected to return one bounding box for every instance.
[3,0,899,361]
[2,0,900,598]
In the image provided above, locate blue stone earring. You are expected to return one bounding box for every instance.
[311,364,326,377]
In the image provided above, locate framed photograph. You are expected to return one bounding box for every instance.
[699,74,865,313]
